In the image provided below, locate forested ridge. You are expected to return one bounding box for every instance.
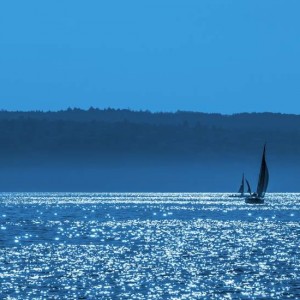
[0,108,299,162]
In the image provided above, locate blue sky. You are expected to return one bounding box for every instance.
[0,0,300,113]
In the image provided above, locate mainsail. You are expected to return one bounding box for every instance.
[246,179,252,195]
[238,174,245,195]
[256,145,269,197]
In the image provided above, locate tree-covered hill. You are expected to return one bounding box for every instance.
[0,108,299,162]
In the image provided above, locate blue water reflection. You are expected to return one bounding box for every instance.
[0,193,299,299]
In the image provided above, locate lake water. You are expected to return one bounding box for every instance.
[0,193,299,299]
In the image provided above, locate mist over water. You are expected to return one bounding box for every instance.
[1,193,299,299]
[0,158,298,192]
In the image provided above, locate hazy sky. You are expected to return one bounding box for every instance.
[0,1,300,113]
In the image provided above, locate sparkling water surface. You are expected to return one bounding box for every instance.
[0,193,299,299]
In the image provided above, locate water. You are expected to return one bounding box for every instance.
[0,193,299,299]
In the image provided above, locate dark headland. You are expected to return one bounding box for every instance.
[0,108,299,192]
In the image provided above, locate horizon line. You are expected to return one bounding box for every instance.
[0,107,298,117]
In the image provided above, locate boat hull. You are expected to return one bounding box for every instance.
[245,197,264,204]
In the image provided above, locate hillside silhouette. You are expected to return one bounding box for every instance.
[0,108,299,161]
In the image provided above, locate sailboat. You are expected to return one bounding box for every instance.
[245,145,269,204]
[237,173,245,197]
[246,178,252,194]
[229,173,245,197]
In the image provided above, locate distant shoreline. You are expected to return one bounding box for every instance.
[0,107,299,117]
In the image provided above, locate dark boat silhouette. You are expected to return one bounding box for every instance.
[238,173,245,196]
[245,145,269,204]
[245,178,252,194]
[229,173,245,197]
